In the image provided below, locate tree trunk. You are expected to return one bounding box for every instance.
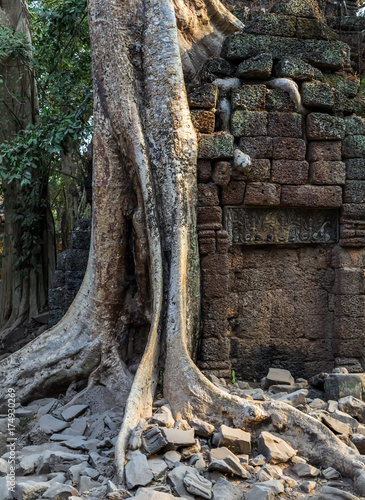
[0,0,56,331]
[2,0,365,494]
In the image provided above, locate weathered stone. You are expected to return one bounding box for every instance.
[13,481,50,500]
[292,462,320,478]
[302,82,334,109]
[212,161,230,185]
[277,389,308,406]
[231,84,266,111]
[319,485,360,499]
[125,452,153,490]
[345,116,365,136]
[198,133,234,159]
[322,466,341,480]
[272,160,308,184]
[266,88,296,112]
[43,482,80,498]
[245,13,296,37]
[342,135,365,159]
[244,183,281,206]
[197,207,222,230]
[267,112,303,138]
[323,415,352,436]
[208,456,249,477]
[272,137,306,160]
[221,182,245,205]
[212,477,242,500]
[244,484,275,500]
[167,465,195,500]
[310,161,346,185]
[191,110,215,134]
[231,110,267,137]
[188,84,218,108]
[333,90,355,115]
[181,439,201,460]
[306,113,345,140]
[189,418,214,438]
[324,373,363,401]
[351,433,365,454]
[236,54,272,80]
[344,181,365,204]
[308,141,342,162]
[296,16,338,40]
[323,74,360,98]
[61,405,88,422]
[264,368,295,388]
[301,480,317,493]
[163,450,181,469]
[240,136,272,158]
[281,185,342,208]
[233,149,251,174]
[133,492,182,500]
[275,57,314,81]
[147,455,168,480]
[213,424,251,454]
[202,58,236,83]
[197,160,212,183]
[38,415,69,434]
[272,0,321,18]
[209,446,238,462]
[338,396,365,424]
[222,34,351,70]
[183,469,212,499]
[142,427,169,456]
[258,431,296,464]
[232,159,270,182]
[345,159,365,180]
[198,183,219,207]
[162,428,195,447]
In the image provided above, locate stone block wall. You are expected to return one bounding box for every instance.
[194,0,365,379]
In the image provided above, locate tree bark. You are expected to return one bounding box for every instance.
[2,0,365,494]
[0,0,56,331]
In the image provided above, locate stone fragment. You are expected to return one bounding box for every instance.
[352,433,365,454]
[209,446,237,462]
[310,398,327,410]
[330,409,359,430]
[164,450,181,469]
[183,469,212,499]
[272,137,306,160]
[201,58,236,83]
[266,88,296,112]
[323,466,341,480]
[147,455,168,480]
[338,396,365,423]
[162,428,195,447]
[302,82,334,109]
[208,456,249,477]
[13,481,50,500]
[61,405,88,422]
[181,439,201,460]
[275,57,314,81]
[125,452,153,490]
[198,183,219,207]
[307,113,345,140]
[38,415,69,434]
[292,462,320,478]
[345,116,365,136]
[319,485,360,499]
[221,181,246,205]
[277,389,308,407]
[239,136,272,158]
[236,54,272,79]
[345,159,365,180]
[232,158,270,182]
[167,465,195,500]
[188,84,218,108]
[142,426,168,456]
[233,149,251,173]
[213,424,251,454]
[322,415,352,436]
[191,110,215,134]
[324,373,363,401]
[244,484,275,500]
[189,418,214,438]
[343,136,365,159]
[198,133,234,159]
[272,0,321,17]
[281,185,342,208]
[271,160,308,184]
[212,161,230,185]
[231,84,266,111]
[245,13,296,37]
[244,182,281,206]
[212,477,242,500]
[252,454,266,466]
[264,368,295,388]
[309,161,346,185]
[231,110,267,137]
[259,479,284,494]
[258,431,297,464]
[301,480,316,493]
[267,112,302,138]
[43,482,80,498]
[197,160,212,183]
[323,74,360,98]
[308,141,342,162]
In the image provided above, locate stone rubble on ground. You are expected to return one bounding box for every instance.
[2,366,365,499]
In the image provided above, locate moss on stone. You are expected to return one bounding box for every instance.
[345,116,365,136]
[236,54,273,80]
[231,111,268,137]
[201,58,236,84]
[301,81,334,109]
[306,113,345,140]
[332,90,355,116]
[342,135,365,159]
[245,14,296,37]
[296,17,339,41]
[323,74,360,98]
[266,89,296,112]
[271,0,321,19]
[188,84,218,109]
[231,84,267,111]
[275,57,314,81]
[198,133,234,159]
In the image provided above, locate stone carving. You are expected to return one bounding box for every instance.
[224,207,339,244]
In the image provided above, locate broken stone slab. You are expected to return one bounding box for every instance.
[183,468,213,499]
[151,406,175,428]
[351,434,365,454]
[167,465,195,500]
[61,405,88,422]
[330,409,359,430]
[256,463,282,481]
[338,396,365,424]
[212,424,251,454]
[43,482,80,498]
[129,420,148,450]
[189,417,215,438]
[322,415,352,436]
[136,485,172,496]
[163,450,181,469]
[258,431,297,464]
[212,477,243,500]
[174,419,191,431]
[244,483,276,500]
[277,389,308,406]
[142,426,168,456]
[269,383,305,395]
[252,454,266,466]
[64,437,99,451]
[209,446,238,462]
[259,479,284,494]
[324,374,363,401]
[13,481,50,500]
[181,438,201,460]
[319,485,360,499]
[322,466,341,480]
[38,415,69,434]
[301,480,317,493]
[133,492,185,500]
[263,368,295,389]
[292,462,320,478]
[78,475,101,495]
[147,455,168,480]
[161,428,195,448]
[48,451,89,473]
[125,451,153,490]
[208,455,249,478]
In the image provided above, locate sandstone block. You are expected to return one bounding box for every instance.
[208,456,249,477]
[322,415,352,436]
[266,89,296,112]
[209,447,237,462]
[231,110,267,137]
[216,229,229,254]
[202,273,229,298]
[245,484,275,500]
[188,84,218,108]
[197,160,211,182]
[200,254,228,275]
[197,207,222,230]
[302,82,334,109]
[239,136,273,158]
[213,424,251,454]
[306,113,345,140]
[274,57,314,81]
[198,230,215,254]
[189,418,215,438]
[296,17,338,40]
[345,116,365,136]
[191,110,215,134]
[324,373,363,401]
[351,434,365,454]
[244,182,281,206]
[221,181,246,205]
[265,368,295,388]
[244,13,296,37]
[198,183,219,206]
[232,159,270,182]
[267,112,302,138]
[142,427,168,456]
[212,161,230,185]
[309,161,346,185]
[183,469,212,499]
[272,137,306,160]
[333,89,355,115]
[236,54,272,80]
[201,58,236,83]
[162,428,195,447]
[335,267,365,295]
[345,159,365,180]
[344,181,365,204]
[231,84,266,111]
[292,462,320,478]
[323,74,360,98]
[272,0,321,18]
[281,185,342,208]
[272,160,308,184]
[258,431,296,464]
[319,485,360,500]
[125,452,153,489]
[212,477,243,500]
[342,135,365,158]
[198,133,234,159]
[338,396,365,424]
[308,141,342,162]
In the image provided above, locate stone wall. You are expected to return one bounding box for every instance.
[193,0,365,379]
